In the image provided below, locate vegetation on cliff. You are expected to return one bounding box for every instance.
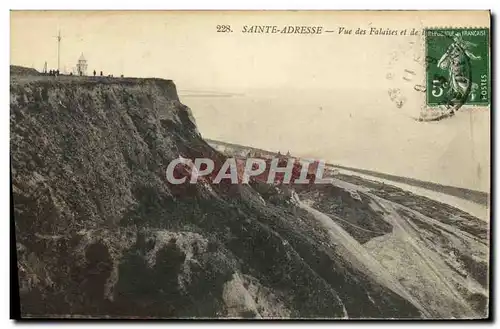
[11,71,488,318]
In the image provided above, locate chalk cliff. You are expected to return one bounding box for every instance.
[11,70,488,318]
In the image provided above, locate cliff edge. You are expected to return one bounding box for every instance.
[11,71,488,318]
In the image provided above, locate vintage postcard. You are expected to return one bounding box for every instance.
[10,10,491,319]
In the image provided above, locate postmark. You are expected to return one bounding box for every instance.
[425,28,490,108]
[386,26,489,122]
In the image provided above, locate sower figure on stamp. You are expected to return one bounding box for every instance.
[437,33,481,104]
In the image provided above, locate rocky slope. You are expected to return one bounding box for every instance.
[10,65,42,76]
[11,72,489,319]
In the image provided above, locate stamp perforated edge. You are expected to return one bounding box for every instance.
[423,26,491,107]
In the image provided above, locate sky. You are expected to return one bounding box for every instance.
[10,11,491,191]
[10,10,489,91]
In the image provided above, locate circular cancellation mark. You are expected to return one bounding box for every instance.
[386,27,485,122]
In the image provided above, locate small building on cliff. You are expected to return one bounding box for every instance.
[76,53,88,76]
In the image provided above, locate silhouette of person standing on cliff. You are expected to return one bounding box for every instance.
[100,71,103,76]
[93,70,96,77]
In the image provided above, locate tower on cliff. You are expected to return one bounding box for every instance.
[76,53,88,76]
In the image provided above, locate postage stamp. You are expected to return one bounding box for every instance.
[425,28,490,107]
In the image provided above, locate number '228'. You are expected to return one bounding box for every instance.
[217,25,232,32]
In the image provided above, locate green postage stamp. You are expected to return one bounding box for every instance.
[426,28,490,107]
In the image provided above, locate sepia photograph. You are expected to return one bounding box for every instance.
[10,10,491,319]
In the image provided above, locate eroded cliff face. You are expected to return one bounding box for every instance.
[11,75,487,319]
